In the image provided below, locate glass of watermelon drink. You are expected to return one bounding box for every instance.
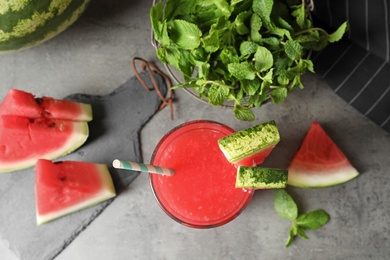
[149,120,254,228]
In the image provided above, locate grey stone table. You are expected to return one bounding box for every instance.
[1,1,389,259]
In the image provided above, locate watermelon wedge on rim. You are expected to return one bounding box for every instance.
[218,120,280,166]
[288,121,359,188]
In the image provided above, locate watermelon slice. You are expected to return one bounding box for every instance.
[0,89,92,172]
[236,166,288,189]
[218,120,280,166]
[0,116,89,172]
[288,121,359,188]
[0,89,92,121]
[35,159,116,225]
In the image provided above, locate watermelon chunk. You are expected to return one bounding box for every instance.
[35,159,116,225]
[0,116,89,172]
[0,89,92,172]
[218,120,280,166]
[236,166,288,189]
[288,121,359,188]
[0,89,92,121]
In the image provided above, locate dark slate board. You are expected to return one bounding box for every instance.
[0,71,166,260]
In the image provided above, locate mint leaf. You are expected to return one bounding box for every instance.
[269,22,292,39]
[277,73,289,85]
[295,31,320,44]
[291,4,306,29]
[262,68,274,83]
[260,80,270,96]
[296,209,330,230]
[213,0,232,17]
[228,62,256,80]
[274,56,292,76]
[233,103,255,121]
[270,87,288,104]
[241,78,260,95]
[155,48,167,64]
[179,51,196,79]
[254,46,273,72]
[275,16,294,31]
[285,40,303,60]
[286,225,297,247]
[219,46,240,65]
[250,13,262,43]
[170,20,202,50]
[150,4,171,47]
[328,21,348,42]
[159,46,181,69]
[158,21,170,47]
[303,59,314,73]
[240,41,258,58]
[208,83,230,106]
[150,2,164,40]
[262,37,280,49]
[291,74,304,90]
[165,0,196,20]
[202,62,212,78]
[252,0,274,27]
[220,26,236,46]
[202,30,220,53]
[296,226,309,239]
[274,189,298,220]
[248,89,267,107]
[235,11,251,35]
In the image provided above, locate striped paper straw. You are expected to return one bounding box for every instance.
[112,159,174,176]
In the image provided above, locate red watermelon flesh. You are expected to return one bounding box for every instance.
[287,121,359,188]
[0,116,89,172]
[35,159,116,225]
[0,89,92,121]
[233,145,278,166]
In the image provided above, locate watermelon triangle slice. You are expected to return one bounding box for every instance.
[35,159,116,225]
[0,116,89,172]
[288,121,359,188]
[0,89,92,172]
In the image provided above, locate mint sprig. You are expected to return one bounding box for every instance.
[274,189,330,247]
[150,0,348,121]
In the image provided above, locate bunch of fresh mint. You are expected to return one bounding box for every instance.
[150,0,347,121]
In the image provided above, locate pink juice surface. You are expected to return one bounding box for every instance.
[149,120,254,228]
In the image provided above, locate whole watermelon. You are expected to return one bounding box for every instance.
[0,0,90,54]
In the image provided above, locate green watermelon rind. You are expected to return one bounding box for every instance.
[236,166,288,189]
[36,163,116,225]
[0,0,90,53]
[218,120,280,163]
[287,163,359,188]
[0,121,89,172]
[74,103,93,122]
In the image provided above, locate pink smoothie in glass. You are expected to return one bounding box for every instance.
[149,120,254,228]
